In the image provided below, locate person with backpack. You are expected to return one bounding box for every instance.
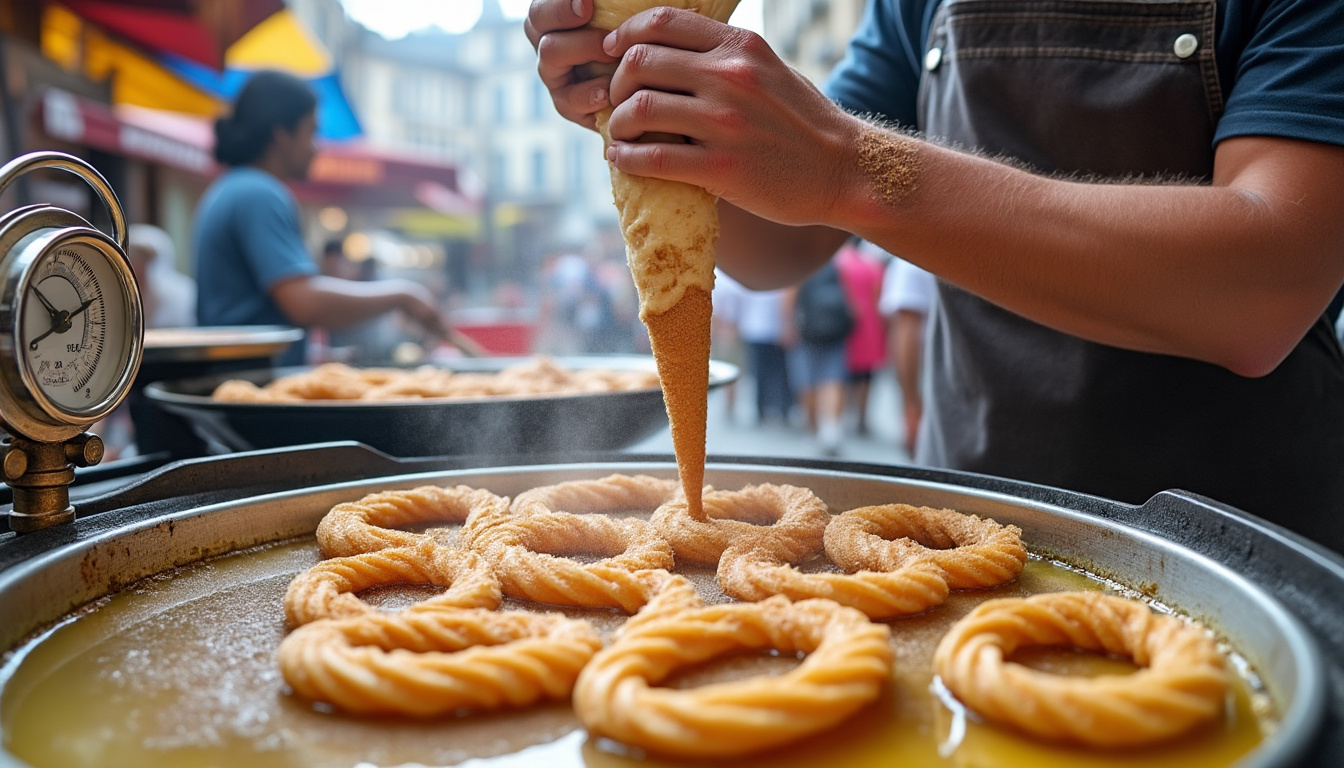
[789,250,856,456]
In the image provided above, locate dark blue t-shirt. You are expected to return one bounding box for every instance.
[825,0,1344,149]
[192,167,317,365]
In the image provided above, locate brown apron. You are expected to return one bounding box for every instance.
[914,0,1344,550]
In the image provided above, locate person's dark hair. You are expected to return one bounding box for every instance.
[213,70,317,166]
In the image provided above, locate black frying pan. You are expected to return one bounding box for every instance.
[142,356,738,458]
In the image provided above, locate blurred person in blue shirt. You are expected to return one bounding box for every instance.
[192,70,446,367]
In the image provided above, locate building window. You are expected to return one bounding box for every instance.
[566,138,586,192]
[532,148,547,191]
[493,85,508,124]
[492,151,509,194]
[532,79,548,121]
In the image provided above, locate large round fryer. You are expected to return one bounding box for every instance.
[0,446,1341,766]
[141,356,739,457]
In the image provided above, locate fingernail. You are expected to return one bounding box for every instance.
[603,31,617,54]
[606,145,617,162]
[572,0,583,16]
[590,87,606,106]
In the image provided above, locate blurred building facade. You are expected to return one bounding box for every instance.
[290,0,620,300]
[764,0,866,84]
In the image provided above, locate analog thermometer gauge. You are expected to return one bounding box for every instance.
[0,152,143,444]
[20,236,134,420]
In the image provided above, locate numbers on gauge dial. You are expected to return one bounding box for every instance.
[21,245,124,413]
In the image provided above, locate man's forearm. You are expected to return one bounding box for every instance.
[835,133,1344,376]
[274,276,413,329]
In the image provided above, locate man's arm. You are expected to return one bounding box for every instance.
[271,275,448,337]
[593,10,1344,377]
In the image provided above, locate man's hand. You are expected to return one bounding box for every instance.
[599,8,867,228]
[392,280,450,340]
[526,0,619,130]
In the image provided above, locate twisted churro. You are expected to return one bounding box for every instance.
[650,483,830,564]
[283,543,500,626]
[469,509,675,612]
[278,607,603,717]
[825,504,1026,590]
[509,473,679,517]
[717,543,950,618]
[573,593,893,759]
[316,485,509,558]
[934,591,1230,747]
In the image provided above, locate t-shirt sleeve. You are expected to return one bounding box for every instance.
[823,0,926,127]
[1216,0,1344,147]
[880,259,936,316]
[232,181,318,291]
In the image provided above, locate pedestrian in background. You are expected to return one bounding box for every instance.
[723,273,794,427]
[127,223,195,329]
[835,238,888,437]
[880,257,936,457]
[790,257,855,456]
[193,70,446,366]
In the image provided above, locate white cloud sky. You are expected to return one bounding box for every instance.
[341,0,763,39]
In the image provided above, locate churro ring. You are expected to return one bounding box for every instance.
[278,607,603,717]
[468,509,675,612]
[650,483,830,564]
[573,593,894,759]
[509,473,679,517]
[283,543,500,626]
[825,504,1027,590]
[316,485,510,558]
[934,591,1230,747]
[717,542,950,618]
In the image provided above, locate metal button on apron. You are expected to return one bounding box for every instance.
[925,46,943,72]
[1173,33,1199,58]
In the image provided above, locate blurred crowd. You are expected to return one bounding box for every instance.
[712,238,936,458]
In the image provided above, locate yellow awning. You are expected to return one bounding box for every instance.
[41,4,223,117]
[391,209,482,239]
[225,9,332,77]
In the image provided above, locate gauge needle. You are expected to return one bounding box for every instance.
[28,324,59,350]
[32,286,61,320]
[28,298,96,350]
[68,297,96,320]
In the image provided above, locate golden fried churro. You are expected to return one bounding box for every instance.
[316,485,509,558]
[283,543,500,627]
[278,607,602,717]
[825,504,1027,590]
[934,591,1230,747]
[717,543,950,618]
[509,473,679,518]
[650,483,829,564]
[573,593,893,759]
[469,509,675,612]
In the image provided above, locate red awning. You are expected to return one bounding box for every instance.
[57,0,284,70]
[35,87,215,174]
[294,143,479,211]
[33,88,479,208]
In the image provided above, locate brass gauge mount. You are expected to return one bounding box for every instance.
[0,151,144,533]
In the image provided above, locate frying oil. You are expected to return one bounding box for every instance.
[0,540,1270,768]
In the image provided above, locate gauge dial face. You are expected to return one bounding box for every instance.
[19,241,132,417]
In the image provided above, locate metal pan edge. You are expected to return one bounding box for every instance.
[0,460,1324,768]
